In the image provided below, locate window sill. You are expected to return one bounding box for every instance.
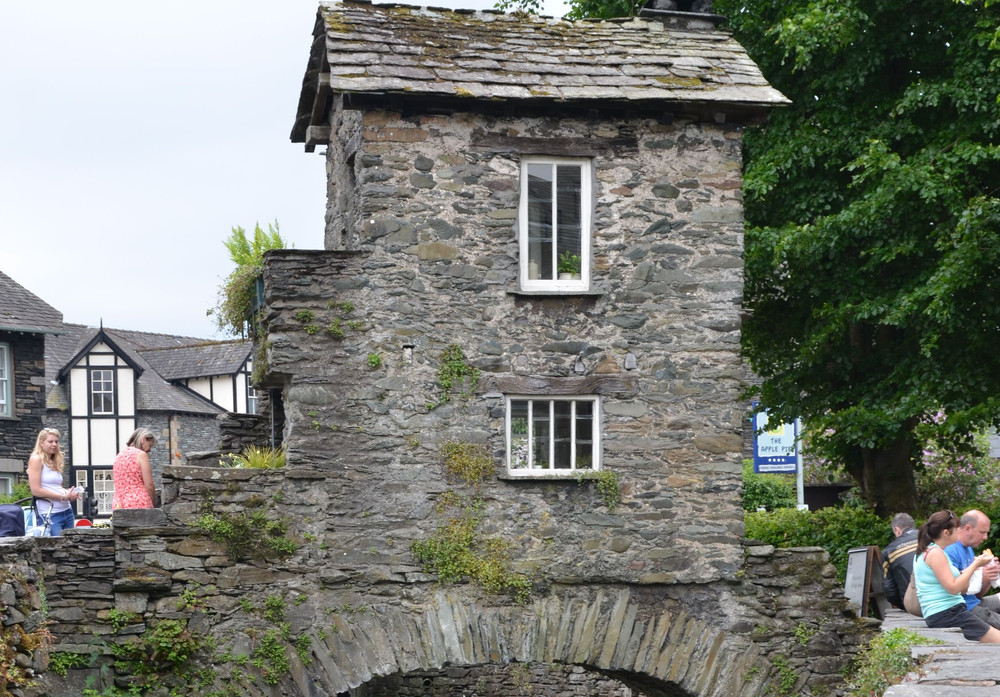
[507,289,604,298]
[499,471,596,481]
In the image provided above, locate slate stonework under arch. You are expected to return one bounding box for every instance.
[287,590,768,697]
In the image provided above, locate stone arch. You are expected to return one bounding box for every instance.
[289,589,771,697]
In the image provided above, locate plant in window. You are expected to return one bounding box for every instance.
[557,251,582,280]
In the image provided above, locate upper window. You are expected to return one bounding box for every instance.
[506,396,600,475]
[90,369,115,414]
[519,158,592,291]
[0,343,10,417]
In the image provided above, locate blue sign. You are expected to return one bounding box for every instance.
[752,407,798,473]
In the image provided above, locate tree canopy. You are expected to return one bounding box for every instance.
[716,0,1000,514]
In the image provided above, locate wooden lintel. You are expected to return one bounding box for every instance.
[483,374,639,397]
[469,133,638,157]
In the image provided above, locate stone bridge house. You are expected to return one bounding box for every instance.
[0,3,880,697]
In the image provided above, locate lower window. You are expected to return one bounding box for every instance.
[93,470,114,516]
[506,396,599,475]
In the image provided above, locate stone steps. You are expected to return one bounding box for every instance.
[881,608,1000,695]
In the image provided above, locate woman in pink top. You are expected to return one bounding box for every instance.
[112,428,157,510]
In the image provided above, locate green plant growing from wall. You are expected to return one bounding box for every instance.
[263,595,285,624]
[367,352,382,369]
[427,344,480,409]
[194,503,297,561]
[108,618,205,688]
[49,651,91,677]
[250,628,290,686]
[442,441,495,487]
[575,469,622,511]
[844,627,937,695]
[767,654,798,696]
[411,442,531,603]
[107,608,140,632]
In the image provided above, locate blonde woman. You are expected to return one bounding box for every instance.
[111,428,157,510]
[27,428,79,535]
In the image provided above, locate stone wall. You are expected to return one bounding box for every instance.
[0,331,47,465]
[216,412,272,454]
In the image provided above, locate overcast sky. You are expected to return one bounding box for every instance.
[0,0,568,340]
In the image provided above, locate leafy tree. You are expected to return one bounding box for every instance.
[715,0,1000,515]
[211,221,286,337]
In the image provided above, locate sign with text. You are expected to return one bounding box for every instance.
[752,408,798,473]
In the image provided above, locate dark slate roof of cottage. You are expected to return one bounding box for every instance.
[44,324,248,415]
[140,342,250,381]
[0,269,64,334]
[293,0,788,140]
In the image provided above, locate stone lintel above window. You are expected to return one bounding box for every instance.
[483,374,638,399]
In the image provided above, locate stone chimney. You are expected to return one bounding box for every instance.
[638,0,724,29]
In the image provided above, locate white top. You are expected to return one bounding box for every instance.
[36,463,70,516]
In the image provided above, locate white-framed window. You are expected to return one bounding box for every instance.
[506,396,600,475]
[247,380,258,415]
[93,470,114,516]
[0,342,11,417]
[0,475,13,495]
[75,471,88,515]
[519,157,592,291]
[90,369,115,414]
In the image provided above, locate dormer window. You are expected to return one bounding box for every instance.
[519,158,592,291]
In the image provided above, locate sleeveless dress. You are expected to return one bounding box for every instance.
[111,446,154,509]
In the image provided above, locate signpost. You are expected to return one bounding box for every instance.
[752,406,806,509]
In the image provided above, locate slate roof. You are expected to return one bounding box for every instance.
[141,342,251,381]
[293,0,788,140]
[45,324,249,415]
[0,269,64,334]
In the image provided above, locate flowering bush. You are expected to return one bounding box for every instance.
[913,429,1000,512]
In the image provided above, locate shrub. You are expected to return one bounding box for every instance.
[844,628,934,696]
[741,460,796,511]
[220,445,285,469]
[0,480,30,504]
[211,221,286,337]
[745,506,890,581]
